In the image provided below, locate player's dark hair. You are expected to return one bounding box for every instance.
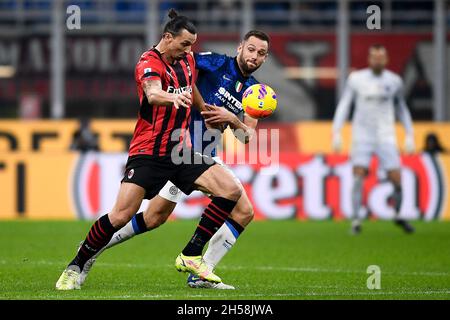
[243,30,270,47]
[163,9,197,37]
[369,44,386,51]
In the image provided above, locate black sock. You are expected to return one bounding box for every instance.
[392,186,402,219]
[226,217,245,236]
[182,197,237,256]
[132,212,148,234]
[69,214,118,270]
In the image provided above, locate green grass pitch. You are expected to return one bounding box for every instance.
[0,220,449,300]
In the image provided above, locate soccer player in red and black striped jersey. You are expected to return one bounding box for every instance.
[56,10,242,290]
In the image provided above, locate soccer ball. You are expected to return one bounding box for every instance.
[242,84,277,119]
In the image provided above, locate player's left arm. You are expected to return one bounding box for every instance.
[395,79,415,153]
[201,106,257,144]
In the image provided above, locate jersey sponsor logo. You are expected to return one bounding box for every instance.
[222,75,232,81]
[216,87,243,114]
[167,85,192,95]
[198,51,212,55]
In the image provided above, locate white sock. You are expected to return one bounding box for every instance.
[103,220,136,250]
[203,221,239,271]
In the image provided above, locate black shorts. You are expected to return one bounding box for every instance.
[121,150,216,200]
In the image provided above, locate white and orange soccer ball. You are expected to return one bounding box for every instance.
[242,84,277,119]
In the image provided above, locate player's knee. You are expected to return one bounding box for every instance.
[236,201,254,225]
[109,210,134,229]
[222,182,242,201]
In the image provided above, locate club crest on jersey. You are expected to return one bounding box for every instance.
[235,81,243,92]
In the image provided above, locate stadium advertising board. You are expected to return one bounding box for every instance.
[1,151,448,221]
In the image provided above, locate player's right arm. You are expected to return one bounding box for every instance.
[332,73,355,152]
[142,80,192,109]
[394,77,415,153]
[137,55,192,109]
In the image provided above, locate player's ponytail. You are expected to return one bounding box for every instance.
[168,8,178,19]
[163,9,196,36]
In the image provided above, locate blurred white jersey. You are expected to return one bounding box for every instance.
[333,68,413,146]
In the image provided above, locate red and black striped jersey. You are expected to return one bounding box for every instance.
[129,48,196,157]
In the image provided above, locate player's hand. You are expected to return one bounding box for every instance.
[201,105,233,133]
[404,135,415,154]
[204,103,218,111]
[332,132,342,153]
[202,105,235,125]
[173,91,192,109]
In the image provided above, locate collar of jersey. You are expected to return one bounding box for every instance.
[151,46,178,67]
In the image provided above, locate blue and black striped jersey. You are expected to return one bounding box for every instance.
[191,52,259,157]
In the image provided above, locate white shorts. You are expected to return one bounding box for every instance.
[351,142,401,171]
[158,156,241,203]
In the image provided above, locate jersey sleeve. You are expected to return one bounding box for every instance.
[135,55,165,84]
[194,52,228,72]
[332,72,356,133]
[394,78,414,135]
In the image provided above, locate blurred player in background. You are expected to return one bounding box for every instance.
[332,44,415,235]
[70,117,100,152]
[56,10,244,290]
[75,30,270,290]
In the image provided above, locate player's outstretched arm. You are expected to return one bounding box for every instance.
[143,80,192,109]
[395,83,415,153]
[331,76,354,152]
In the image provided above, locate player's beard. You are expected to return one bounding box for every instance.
[175,52,186,60]
[238,55,260,75]
[371,64,385,75]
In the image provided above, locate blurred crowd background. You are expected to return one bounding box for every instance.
[0,0,448,122]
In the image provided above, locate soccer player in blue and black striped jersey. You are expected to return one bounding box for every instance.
[75,30,270,290]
